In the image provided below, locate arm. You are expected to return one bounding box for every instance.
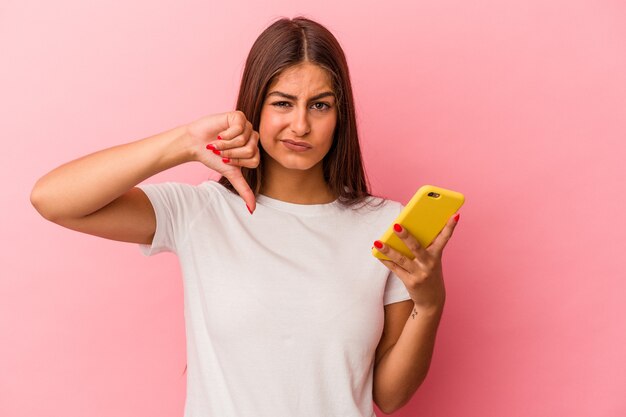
[30,111,261,244]
[30,124,194,244]
[373,303,443,414]
[372,215,460,413]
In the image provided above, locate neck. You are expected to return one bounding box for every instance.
[260,159,337,205]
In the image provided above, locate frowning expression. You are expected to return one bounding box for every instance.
[259,62,338,172]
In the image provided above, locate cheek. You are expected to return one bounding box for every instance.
[259,112,284,142]
[320,114,338,143]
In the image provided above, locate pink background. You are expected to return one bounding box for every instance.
[1,0,625,416]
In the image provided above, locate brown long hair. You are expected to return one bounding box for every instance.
[217,16,385,209]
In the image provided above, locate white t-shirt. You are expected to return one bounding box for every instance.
[138,180,411,417]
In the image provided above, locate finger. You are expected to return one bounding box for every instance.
[429,213,460,255]
[219,132,259,160]
[212,121,251,151]
[377,259,414,286]
[215,111,248,144]
[218,131,260,168]
[392,223,428,265]
[221,154,260,169]
[225,170,257,214]
[372,240,417,274]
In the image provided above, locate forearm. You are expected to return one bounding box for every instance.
[373,303,443,414]
[31,124,195,220]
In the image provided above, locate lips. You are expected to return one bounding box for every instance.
[280,139,312,148]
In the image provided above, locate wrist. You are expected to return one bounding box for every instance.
[412,300,445,319]
[158,124,198,166]
[180,124,202,163]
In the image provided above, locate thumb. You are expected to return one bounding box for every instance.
[224,170,257,214]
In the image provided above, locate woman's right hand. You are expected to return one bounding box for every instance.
[31,110,261,244]
[186,110,261,213]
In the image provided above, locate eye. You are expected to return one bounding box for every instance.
[311,102,331,111]
[271,101,291,108]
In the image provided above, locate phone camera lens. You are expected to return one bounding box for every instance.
[428,192,441,198]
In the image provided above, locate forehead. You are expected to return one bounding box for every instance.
[267,63,333,96]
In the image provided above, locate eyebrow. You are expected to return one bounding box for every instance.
[266,91,335,101]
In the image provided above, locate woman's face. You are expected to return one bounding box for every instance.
[259,62,337,173]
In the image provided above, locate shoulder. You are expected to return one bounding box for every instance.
[140,180,222,194]
[346,194,403,216]
[336,195,403,230]
[370,194,403,211]
[137,180,221,209]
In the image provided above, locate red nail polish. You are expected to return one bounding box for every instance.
[212,149,221,155]
[454,213,460,222]
[206,144,216,151]
[393,223,402,232]
[217,135,222,140]
[374,240,383,249]
[246,204,253,214]
[222,158,230,163]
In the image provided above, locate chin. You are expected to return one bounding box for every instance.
[264,151,322,172]
[278,159,320,171]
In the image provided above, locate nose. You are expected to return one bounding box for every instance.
[290,106,311,137]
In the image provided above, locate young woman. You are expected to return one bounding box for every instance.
[31,16,459,416]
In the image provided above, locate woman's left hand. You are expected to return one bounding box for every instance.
[374,213,460,314]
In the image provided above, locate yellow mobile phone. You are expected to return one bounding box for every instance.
[372,185,465,261]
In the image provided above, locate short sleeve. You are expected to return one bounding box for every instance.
[136,182,200,256]
[383,270,412,305]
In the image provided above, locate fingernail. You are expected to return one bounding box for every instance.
[393,223,403,232]
[212,149,221,155]
[246,204,253,215]
[374,240,383,249]
[217,135,222,140]
[454,213,460,222]
[222,158,230,163]
[206,143,217,151]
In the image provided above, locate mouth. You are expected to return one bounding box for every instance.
[280,139,312,148]
[280,139,312,151]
